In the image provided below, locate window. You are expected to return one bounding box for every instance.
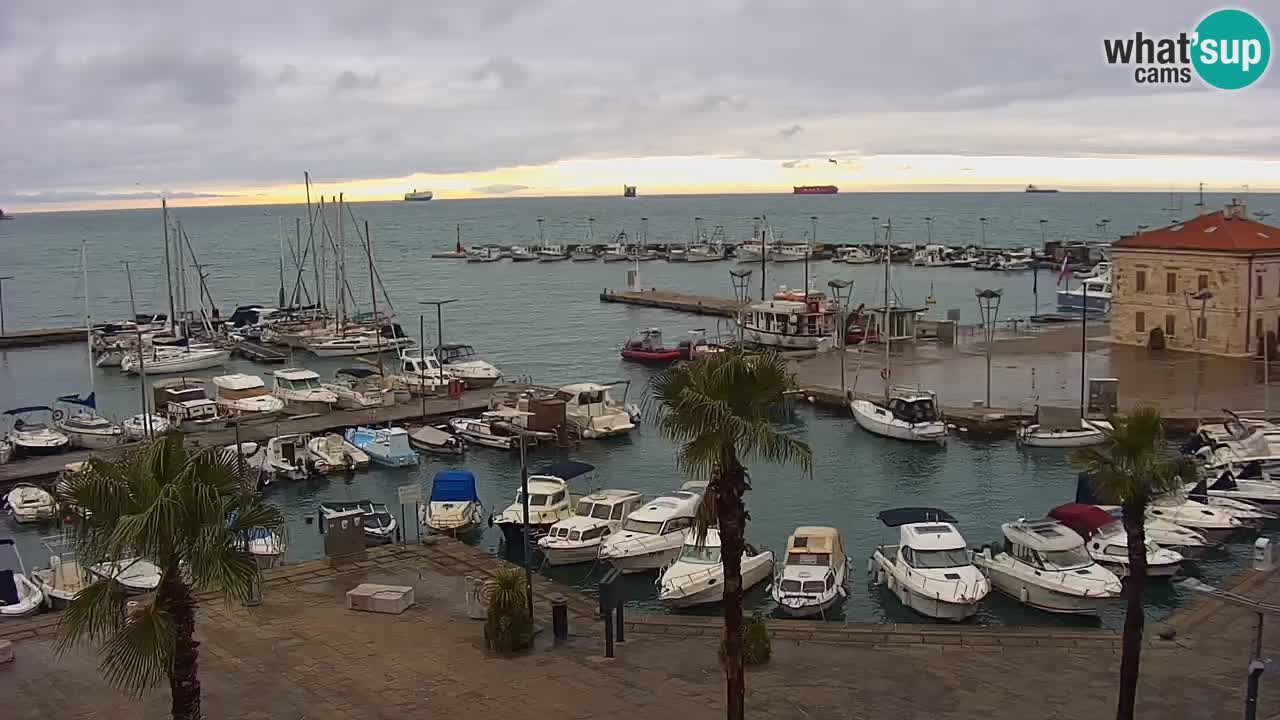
[1166,272,1177,293]
[824,572,835,591]
[1135,271,1146,292]
[550,491,566,505]
[681,544,721,564]
[621,518,662,535]
[590,503,611,520]
[1135,312,1145,333]
[910,548,970,569]
[610,504,625,520]
[1198,274,1208,292]
[1165,314,1176,337]
[1198,316,1208,340]
[575,502,595,517]
[900,546,916,567]
[662,517,693,534]
[1040,547,1092,571]
[1259,275,1265,299]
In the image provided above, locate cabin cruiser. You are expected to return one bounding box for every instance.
[558,382,635,438]
[420,470,485,535]
[88,557,163,593]
[212,374,286,419]
[324,368,392,410]
[434,344,502,389]
[736,240,765,263]
[838,246,879,264]
[738,299,838,351]
[271,368,338,414]
[537,489,645,566]
[598,482,707,573]
[122,344,230,375]
[571,247,598,261]
[264,433,313,481]
[306,330,416,358]
[850,388,948,445]
[124,412,175,438]
[1049,503,1183,578]
[658,529,774,608]
[320,500,398,544]
[1193,466,1280,505]
[345,426,419,467]
[537,243,569,261]
[1056,273,1112,315]
[466,246,503,263]
[153,380,218,433]
[1183,478,1277,522]
[305,433,369,472]
[4,483,56,523]
[390,350,451,394]
[492,460,595,545]
[973,518,1121,615]
[242,527,286,569]
[910,245,953,267]
[601,242,630,262]
[509,245,538,262]
[1073,474,1242,544]
[771,526,849,618]
[0,539,43,617]
[409,425,467,455]
[869,507,989,621]
[30,538,90,610]
[3,407,71,456]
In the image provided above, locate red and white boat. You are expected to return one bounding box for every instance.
[620,329,682,365]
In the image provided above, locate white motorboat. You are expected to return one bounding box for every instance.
[319,500,397,544]
[123,413,173,439]
[1074,475,1232,548]
[29,538,89,610]
[1056,273,1112,315]
[324,367,392,410]
[1144,496,1245,541]
[868,507,989,621]
[3,407,71,456]
[420,470,485,535]
[771,526,849,618]
[537,489,645,566]
[448,416,519,450]
[768,243,810,263]
[466,246,503,263]
[493,460,596,545]
[1049,503,1183,578]
[598,482,707,574]
[559,382,635,439]
[212,373,286,418]
[736,241,765,263]
[537,244,569,261]
[571,247,598,261]
[0,538,44,617]
[53,402,124,450]
[4,483,56,523]
[910,245,951,267]
[839,246,879,264]
[408,425,466,456]
[738,299,839,351]
[973,518,1121,615]
[658,529,774,608]
[1017,411,1112,448]
[122,345,230,375]
[88,557,162,593]
[242,527,286,569]
[306,433,369,473]
[1184,479,1277,522]
[434,344,501,389]
[509,245,539,262]
[306,331,415,358]
[601,242,630,262]
[345,426,419,467]
[686,244,724,262]
[271,368,337,414]
[850,389,948,445]
[265,433,313,481]
[390,350,451,395]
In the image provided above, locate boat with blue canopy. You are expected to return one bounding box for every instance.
[420,470,484,535]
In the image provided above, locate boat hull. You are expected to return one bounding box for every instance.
[58,427,122,450]
[660,557,773,608]
[602,547,681,574]
[773,590,845,618]
[981,567,1113,615]
[497,521,554,546]
[741,327,833,351]
[1016,425,1106,448]
[124,350,230,375]
[850,400,947,444]
[12,439,69,457]
[621,349,682,364]
[538,543,603,566]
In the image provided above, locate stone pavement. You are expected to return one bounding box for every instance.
[0,539,1275,719]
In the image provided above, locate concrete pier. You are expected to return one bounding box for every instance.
[600,288,746,317]
[0,327,84,349]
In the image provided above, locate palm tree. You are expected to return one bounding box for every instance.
[56,433,285,720]
[1071,405,1191,720]
[652,350,812,720]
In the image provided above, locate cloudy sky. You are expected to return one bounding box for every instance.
[2,0,1277,210]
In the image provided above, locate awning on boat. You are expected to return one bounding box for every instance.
[1048,503,1115,538]
[876,507,956,527]
[430,470,479,502]
[3,406,52,416]
[536,460,595,481]
[56,392,96,409]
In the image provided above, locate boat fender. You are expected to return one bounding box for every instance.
[877,568,886,585]
[866,558,874,575]
[1019,586,1029,604]
[880,368,891,381]
[52,409,65,421]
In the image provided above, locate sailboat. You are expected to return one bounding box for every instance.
[849,220,948,445]
[56,242,124,449]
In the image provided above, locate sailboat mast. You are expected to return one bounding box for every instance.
[318,197,327,318]
[124,261,151,436]
[161,199,176,334]
[883,220,892,396]
[337,193,346,332]
[278,217,286,307]
[305,171,317,313]
[366,220,384,376]
[81,241,93,394]
[176,219,188,337]
[1080,282,1088,418]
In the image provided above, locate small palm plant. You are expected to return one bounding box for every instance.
[484,567,533,653]
[56,434,284,720]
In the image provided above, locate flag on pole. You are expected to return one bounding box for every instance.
[1056,257,1072,286]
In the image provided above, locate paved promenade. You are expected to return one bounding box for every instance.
[0,539,1273,719]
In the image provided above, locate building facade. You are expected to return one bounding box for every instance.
[1109,202,1280,357]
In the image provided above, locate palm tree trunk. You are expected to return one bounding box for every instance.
[163,570,202,720]
[1116,505,1148,720]
[716,452,747,720]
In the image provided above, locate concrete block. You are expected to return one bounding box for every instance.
[0,639,13,665]
[346,583,415,615]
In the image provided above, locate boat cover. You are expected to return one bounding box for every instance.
[3,406,52,416]
[430,470,479,502]
[1048,503,1115,538]
[1187,478,1210,503]
[56,392,96,409]
[1209,472,1240,491]
[536,459,595,481]
[876,507,956,527]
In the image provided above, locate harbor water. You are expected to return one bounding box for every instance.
[2,192,1277,627]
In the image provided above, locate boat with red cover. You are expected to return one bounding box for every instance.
[620,329,682,364]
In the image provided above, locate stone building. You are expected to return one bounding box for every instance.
[1109,201,1280,357]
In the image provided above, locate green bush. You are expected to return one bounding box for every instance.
[484,568,533,653]
[719,614,772,667]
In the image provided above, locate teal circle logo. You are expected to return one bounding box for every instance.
[1192,9,1270,90]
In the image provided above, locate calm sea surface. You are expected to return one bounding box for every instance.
[2,192,1276,627]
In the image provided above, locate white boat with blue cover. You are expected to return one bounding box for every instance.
[1056,273,1111,315]
[345,426,419,467]
[421,470,485,535]
[0,538,43,617]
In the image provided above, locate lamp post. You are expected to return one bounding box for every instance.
[871,216,880,259]
[975,289,1003,407]
[979,217,989,249]
[417,299,458,419]
[925,216,934,245]
[0,275,12,335]
[1179,577,1276,720]
[828,279,855,394]
[1188,289,1214,413]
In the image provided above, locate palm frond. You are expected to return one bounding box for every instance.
[97,601,176,698]
[55,578,125,654]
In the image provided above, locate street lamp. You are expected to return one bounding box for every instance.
[827,279,855,394]
[1178,577,1277,720]
[417,299,458,419]
[924,216,934,245]
[979,217,989,248]
[975,289,1003,407]
[491,406,537,620]
[1187,289,1214,413]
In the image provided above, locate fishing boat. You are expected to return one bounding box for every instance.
[345,426,419,467]
[839,246,879,264]
[972,518,1121,615]
[598,481,707,574]
[537,489,645,566]
[493,460,595,545]
[271,368,338,414]
[768,243,810,263]
[1048,503,1183,578]
[601,235,631,262]
[53,394,123,449]
[509,245,539,262]
[122,344,230,375]
[29,537,89,610]
[657,529,774,608]
[389,350,451,395]
[736,241,765,263]
[620,328,683,364]
[3,407,70,457]
[324,368,392,410]
[559,382,635,438]
[434,344,502,388]
[1056,273,1111,315]
[868,507,989,621]
[537,243,570,262]
[408,425,466,456]
[466,246,503,263]
[88,557,163,593]
[4,483,56,523]
[738,299,839,351]
[571,247,598,261]
[320,500,397,544]
[420,470,485,535]
[212,374,286,419]
[771,526,848,618]
[0,539,44,617]
[305,433,370,473]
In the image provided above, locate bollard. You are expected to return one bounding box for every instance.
[615,600,625,643]
[551,594,568,644]
[603,606,615,658]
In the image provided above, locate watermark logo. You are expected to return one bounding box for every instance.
[1103,8,1270,89]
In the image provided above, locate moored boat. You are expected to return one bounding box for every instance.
[212,373,286,419]
[537,489,645,566]
[4,483,57,523]
[345,426,419,467]
[772,526,848,618]
[493,460,595,545]
[657,529,774,608]
[973,518,1121,615]
[0,538,44,617]
[620,328,682,364]
[320,500,398,544]
[868,507,989,621]
[3,407,70,457]
[420,470,485,535]
[271,368,338,414]
[598,481,706,574]
[408,425,466,456]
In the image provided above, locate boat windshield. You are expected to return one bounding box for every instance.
[909,548,970,569]
[680,545,721,564]
[288,378,321,390]
[788,552,830,567]
[622,518,662,535]
[1040,547,1093,571]
[517,492,550,506]
[576,502,595,517]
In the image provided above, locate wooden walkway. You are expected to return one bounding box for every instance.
[600,288,747,317]
[0,327,84,349]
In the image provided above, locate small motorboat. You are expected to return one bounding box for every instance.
[420,470,485,535]
[242,527,286,569]
[466,246,503,263]
[29,538,89,610]
[1048,503,1183,578]
[320,500,397,544]
[0,439,12,465]
[324,367,392,410]
[839,246,879,264]
[537,489,645,566]
[537,244,570,262]
[306,433,370,473]
[1185,478,1277,522]
[345,426,419,467]
[1016,407,1111,448]
[88,557,163,593]
[771,526,848,618]
[4,483,57,523]
[3,407,71,457]
[620,328,682,365]
[973,518,1121,615]
[433,344,502,389]
[272,368,338,414]
[123,413,173,439]
[559,382,636,439]
[509,245,539,262]
[868,507,990,621]
[448,416,519,450]
[408,425,466,456]
[53,394,124,449]
[493,461,595,545]
[0,538,43,617]
[598,482,707,573]
[571,247,598,261]
[658,529,774,608]
[264,433,313,481]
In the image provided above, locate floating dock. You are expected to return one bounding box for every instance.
[600,288,747,317]
[231,339,290,364]
[0,327,84,349]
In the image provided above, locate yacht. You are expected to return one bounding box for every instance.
[305,433,369,472]
[509,245,539,262]
[1048,503,1183,577]
[771,526,849,618]
[973,518,1121,615]
[345,426,419,467]
[434,344,502,388]
[657,529,774,608]
[306,331,416,358]
[4,483,57,523]
[271,368,338,414]
[122,345,230,375]
[212,374,286,419]
[3,407,70,457]
[850,388,948,445]
[493,460,596,545]
[1184,478,1277,522]
[0,539,43,617]
[738,299,839,351]
[88,558,163,593]
[598,482,707,573]
[537,489,645,566]
[558,382,635,438]
[420,469,485,535]
[324,368,392,410]
[869,507,990,621]
[319,500,397,544]
[1016,412,1112,448]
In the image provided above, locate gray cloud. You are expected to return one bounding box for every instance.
[13,190,236,204]
[466,57,529,91]
[779,124,804,139]
[472,184,531,194]
[332,70,381,93]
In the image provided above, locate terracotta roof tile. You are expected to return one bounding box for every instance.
[1114,209,1279,253]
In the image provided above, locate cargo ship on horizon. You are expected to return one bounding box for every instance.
[403,189,434,201]
[1024,184,1058,193]
[793,185,838,195]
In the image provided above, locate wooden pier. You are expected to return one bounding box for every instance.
[600,288,747,317]
[0,326,84,349]
[231,339,290,364]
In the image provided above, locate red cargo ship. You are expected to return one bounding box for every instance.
[793,185,838,195]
